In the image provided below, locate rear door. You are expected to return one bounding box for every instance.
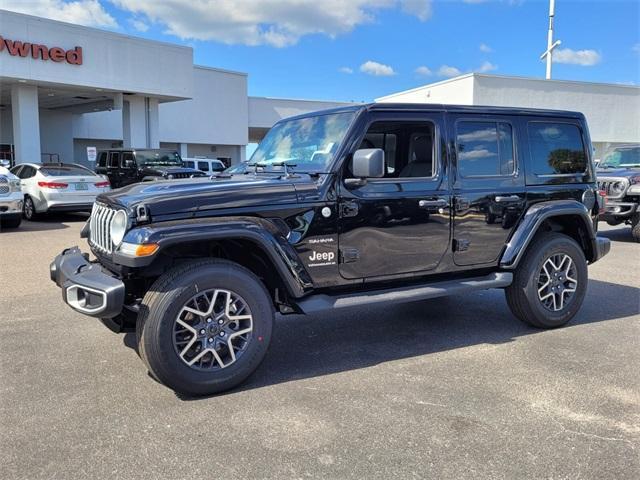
[449,114,526,266]
[107,152,122,187]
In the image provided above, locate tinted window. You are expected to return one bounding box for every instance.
[456,121,514,177]
[97,152,107,167]
[10,166,23,177]
[122,153,135,168]
[528,122,586,175]
[359,121,435,178]
[136,151,182,167]
[183,160,194,169]
[198,161,210,172]
[109,153,120,168]
[21,166,36,179]
[40,165,96,176]
[211,161,225,172]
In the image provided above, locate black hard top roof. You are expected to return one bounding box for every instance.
[283,103,584,121]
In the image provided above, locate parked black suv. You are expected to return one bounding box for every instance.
[596,144,640,241]
[51,104,610,396]
[95,148,206,188]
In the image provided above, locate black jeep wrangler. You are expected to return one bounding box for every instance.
[51,104,610,396]
[596,144,640,241]
[95,148,206,188]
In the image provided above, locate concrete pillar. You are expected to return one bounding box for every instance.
[147,98,160,148]
[178,143,189,158]
[122,96,147,148]
[11,84,41,164]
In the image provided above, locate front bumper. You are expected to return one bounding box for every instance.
[0,195,23,216]
[593,236,611,263]
[50,246,125,318]
[601,201,638,219]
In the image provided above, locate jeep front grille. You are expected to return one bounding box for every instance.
[171,172,196,179]
[89,203,117,254]
[597,177,629,200]
[0,176,9,196]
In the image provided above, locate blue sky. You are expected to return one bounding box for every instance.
[3,1,639,102]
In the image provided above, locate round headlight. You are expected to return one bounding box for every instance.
[110,210,128,247]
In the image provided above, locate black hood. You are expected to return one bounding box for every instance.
[596,167,640,178]
[99,174,320,220]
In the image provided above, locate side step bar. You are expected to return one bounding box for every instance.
[296,272,513,314]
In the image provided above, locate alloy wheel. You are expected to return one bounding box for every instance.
[537,253,578,312]
[24,197,34,220]
[173,288,253,370]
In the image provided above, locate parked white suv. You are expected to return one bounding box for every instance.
[0,166,23,229]
[183,158,226,174]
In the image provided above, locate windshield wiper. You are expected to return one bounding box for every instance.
[248,162,299,178]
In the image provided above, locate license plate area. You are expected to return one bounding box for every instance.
[75,183,89,191]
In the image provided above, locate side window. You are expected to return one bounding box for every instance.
[21,166,36,179]
[528,122,586,176]
[456,121,514,177]
[10,166,23,178]
[198,161,210,172]
[184,160,194,169]
[122,153,135,168]
[109,152,120,168]
[97,152,107,168]
[358,121,435,178]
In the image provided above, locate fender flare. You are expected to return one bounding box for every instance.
[500,200,597,268]
[115,216,313,298]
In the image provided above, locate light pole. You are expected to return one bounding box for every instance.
[540,0,561,79]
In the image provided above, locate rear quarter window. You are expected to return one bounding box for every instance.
[527,121,588,183]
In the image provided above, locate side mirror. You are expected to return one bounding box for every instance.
[351,148,385,178]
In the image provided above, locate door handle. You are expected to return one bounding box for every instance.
[494,195,521,203]
[418,199,447,208]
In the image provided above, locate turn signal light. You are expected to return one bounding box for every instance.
[94,181,110,188]
[38,181,68,189]
[135,244,159,256]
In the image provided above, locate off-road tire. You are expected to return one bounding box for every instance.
[136,259,274,396]
[505,233,588,329]
[631,214,640,243]
[1,216,21,229]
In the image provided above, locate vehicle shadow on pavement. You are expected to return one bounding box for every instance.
[598,226,636,244]
[18,213,89,232]
[163,278,638,400]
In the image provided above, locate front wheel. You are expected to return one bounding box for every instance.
[23,196,39,220]
[136,259,274,396]
[631,213,640,243]
[505,233,588,329]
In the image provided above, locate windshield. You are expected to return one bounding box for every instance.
[600,146,640,168]
[136,151,183,167]
[250,111,356,173]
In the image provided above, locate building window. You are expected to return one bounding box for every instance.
[528,122,586,176]
[456,121,514,177]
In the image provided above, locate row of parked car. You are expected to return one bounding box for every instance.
[0,148,234,229]
[2,145,639,240]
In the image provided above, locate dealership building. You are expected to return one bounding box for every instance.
[377,73,640,160]
[0,9,350,167]
[1,9,639,168]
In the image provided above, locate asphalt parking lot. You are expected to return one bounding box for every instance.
[1,215,639,479]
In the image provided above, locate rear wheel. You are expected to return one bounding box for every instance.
[136,259,274,396]
[506,233,588,328]
[23,196,39,220]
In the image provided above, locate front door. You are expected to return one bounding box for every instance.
[338,112,451,280]
[107,152,122,188]
[449,115,526,266]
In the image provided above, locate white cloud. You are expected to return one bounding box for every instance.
[0,0,117,27]
[479,43,493,53]
[111,0,433,47]
[400,0,432,21]
[437,65,462,77]
[360,60,396,76]
[128,18,149,32]
[339,66,354,74]
[477,61,497,73]
[552,48,601,66]
[415,66,433,76]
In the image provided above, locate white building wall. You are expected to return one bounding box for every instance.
[72,110,124,140]
[40,109,74,162]
[248,97,356,129]
[472,75,640,144]
[376,75,475,105]
[159,67,249,146]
